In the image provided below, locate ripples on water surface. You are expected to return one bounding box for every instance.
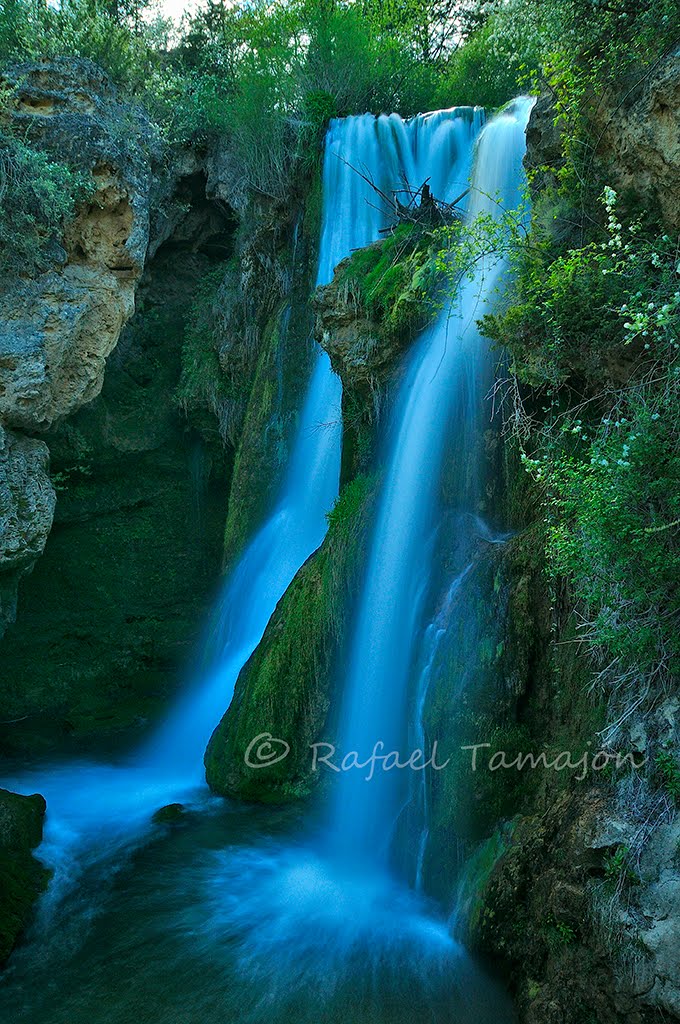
[1,805,514,1024]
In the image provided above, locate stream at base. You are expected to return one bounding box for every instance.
[0,805,514,1023]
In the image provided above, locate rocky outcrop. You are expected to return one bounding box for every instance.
[313,230,432,409]
[525,50,680,233]
[632,812,680,1016]
[598,50,680,232]
[470,791,633,1024]
[205,474,375,802]
[469,777,680,1023]
[0,58,241,636]
[0,427,55,638]
[523,91,564,197]
[314,253,394,405]
[313,227,435,482]
[0,58,159,629]
[0,58,159,431]
[213,187,321,569]
[0,787,48,965]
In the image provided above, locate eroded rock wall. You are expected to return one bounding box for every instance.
[0,58,159,627]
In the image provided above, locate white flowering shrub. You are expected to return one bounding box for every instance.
[483,187,680,691]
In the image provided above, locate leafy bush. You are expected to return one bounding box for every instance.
[655,751,680,803]
[0,0,162,88]
[433,19,538,111]
[484,188,680,694]
[0,130,92,276]
[543,387,680,685]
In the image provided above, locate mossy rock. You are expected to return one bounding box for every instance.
[314,224,440,413]
[151,802,186,824]
[206,475,375,802]
[222,297,314,569]
[0,788,49,965]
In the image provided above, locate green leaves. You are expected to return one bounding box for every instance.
[0,132,93,277]
[491,190,680,688]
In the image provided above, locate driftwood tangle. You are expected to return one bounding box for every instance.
[389,180,469,229]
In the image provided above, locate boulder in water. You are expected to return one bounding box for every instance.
[0,787,49,965]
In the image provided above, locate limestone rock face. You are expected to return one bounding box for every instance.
[523,91,564,196]
[0,58,159,431]
[525,51,680,233]
[314,259,388,405]
[631,815,680,1017]
[0,58,158,627]
[599,50,680,232]
[0,787,49,965]
[0,426,56,637]
[0,245,230,752]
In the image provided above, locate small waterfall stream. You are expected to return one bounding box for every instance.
[1,101,532,1024]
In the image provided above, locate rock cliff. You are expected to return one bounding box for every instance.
[0,58,159,628]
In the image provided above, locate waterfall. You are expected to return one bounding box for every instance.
[0,107,495,888]
[330,98,534,866]
[0,113,413,877]
[0,103,532,1024]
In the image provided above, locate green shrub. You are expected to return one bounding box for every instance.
[433,19,538,111]
[484,189,680,692]
[0,130,92,277]
[0,0,162,88]
[604,843,634,879]
[655,751,680,803]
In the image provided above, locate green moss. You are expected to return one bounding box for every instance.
[222,300,313,569]
[206,475,375,802]
[455,823,517,936]
[336,223,440,344]
[175,262,233,438]
[222,166,323,570]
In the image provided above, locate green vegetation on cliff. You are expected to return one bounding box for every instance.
[335,223,441,344]
[0,128,92,277]
[483,141,680,712]
[176,262,233,439]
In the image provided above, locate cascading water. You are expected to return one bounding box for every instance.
[0,113,408,880]
[1,102,531,1024]
[331,99,534,868]
[411,561,474,891]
